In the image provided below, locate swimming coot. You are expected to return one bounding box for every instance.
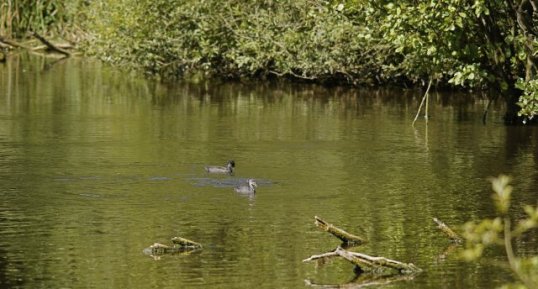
[205,160,235,175]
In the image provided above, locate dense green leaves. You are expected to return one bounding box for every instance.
[6,0,533,120]
[516,79,538,121]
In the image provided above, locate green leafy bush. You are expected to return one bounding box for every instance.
[515,79,538,123]
[462,175,538,288]
[76,0,538,120]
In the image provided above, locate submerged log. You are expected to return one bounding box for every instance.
[335,247,421,274]
[433,217,463,244]
[314,216,367,245]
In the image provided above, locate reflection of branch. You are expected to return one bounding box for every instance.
[436,243,460,262]
[43,57,68,71]
[305,272,417,289]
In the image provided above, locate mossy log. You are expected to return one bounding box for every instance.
[335,247,422,274]
[143,236,202,258]
[433,217,463,244]
[314,216,367,245]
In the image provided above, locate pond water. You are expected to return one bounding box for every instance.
[0,54,537,289]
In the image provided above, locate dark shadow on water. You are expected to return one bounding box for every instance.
[189,177,272,188]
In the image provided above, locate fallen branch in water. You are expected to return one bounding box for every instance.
[143,236,202,260]
[335,247,422,274]
[433,217,463,244]
[171,236,203,249]
[0,36,33,50]
[314,216,367,245]
[31,32,71,57]
[304,247,421,275]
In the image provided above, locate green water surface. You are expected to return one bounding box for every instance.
[0,54,537,289]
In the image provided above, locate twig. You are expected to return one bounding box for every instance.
[412,78,432,126]
[303,250,339,262]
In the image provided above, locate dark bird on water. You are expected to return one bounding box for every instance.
[205,160,235,175]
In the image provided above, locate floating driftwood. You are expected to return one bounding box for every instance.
[433,217,463,244]
[303,247,421,275]
[314,216,367,245]
[335,247,421,274]
[306,216,420,277]
[143,236,202,260]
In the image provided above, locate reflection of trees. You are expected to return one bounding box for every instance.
[305,271,417,289]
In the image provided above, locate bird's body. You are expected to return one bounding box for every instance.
[205,160,235,175]
[234,179,257,194]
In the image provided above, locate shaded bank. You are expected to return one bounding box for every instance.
[3,0,538,123]
[78,0,538,122]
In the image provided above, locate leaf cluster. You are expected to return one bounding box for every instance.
[460,175,538,289]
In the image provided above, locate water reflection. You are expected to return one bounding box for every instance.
[0,54,537,289]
